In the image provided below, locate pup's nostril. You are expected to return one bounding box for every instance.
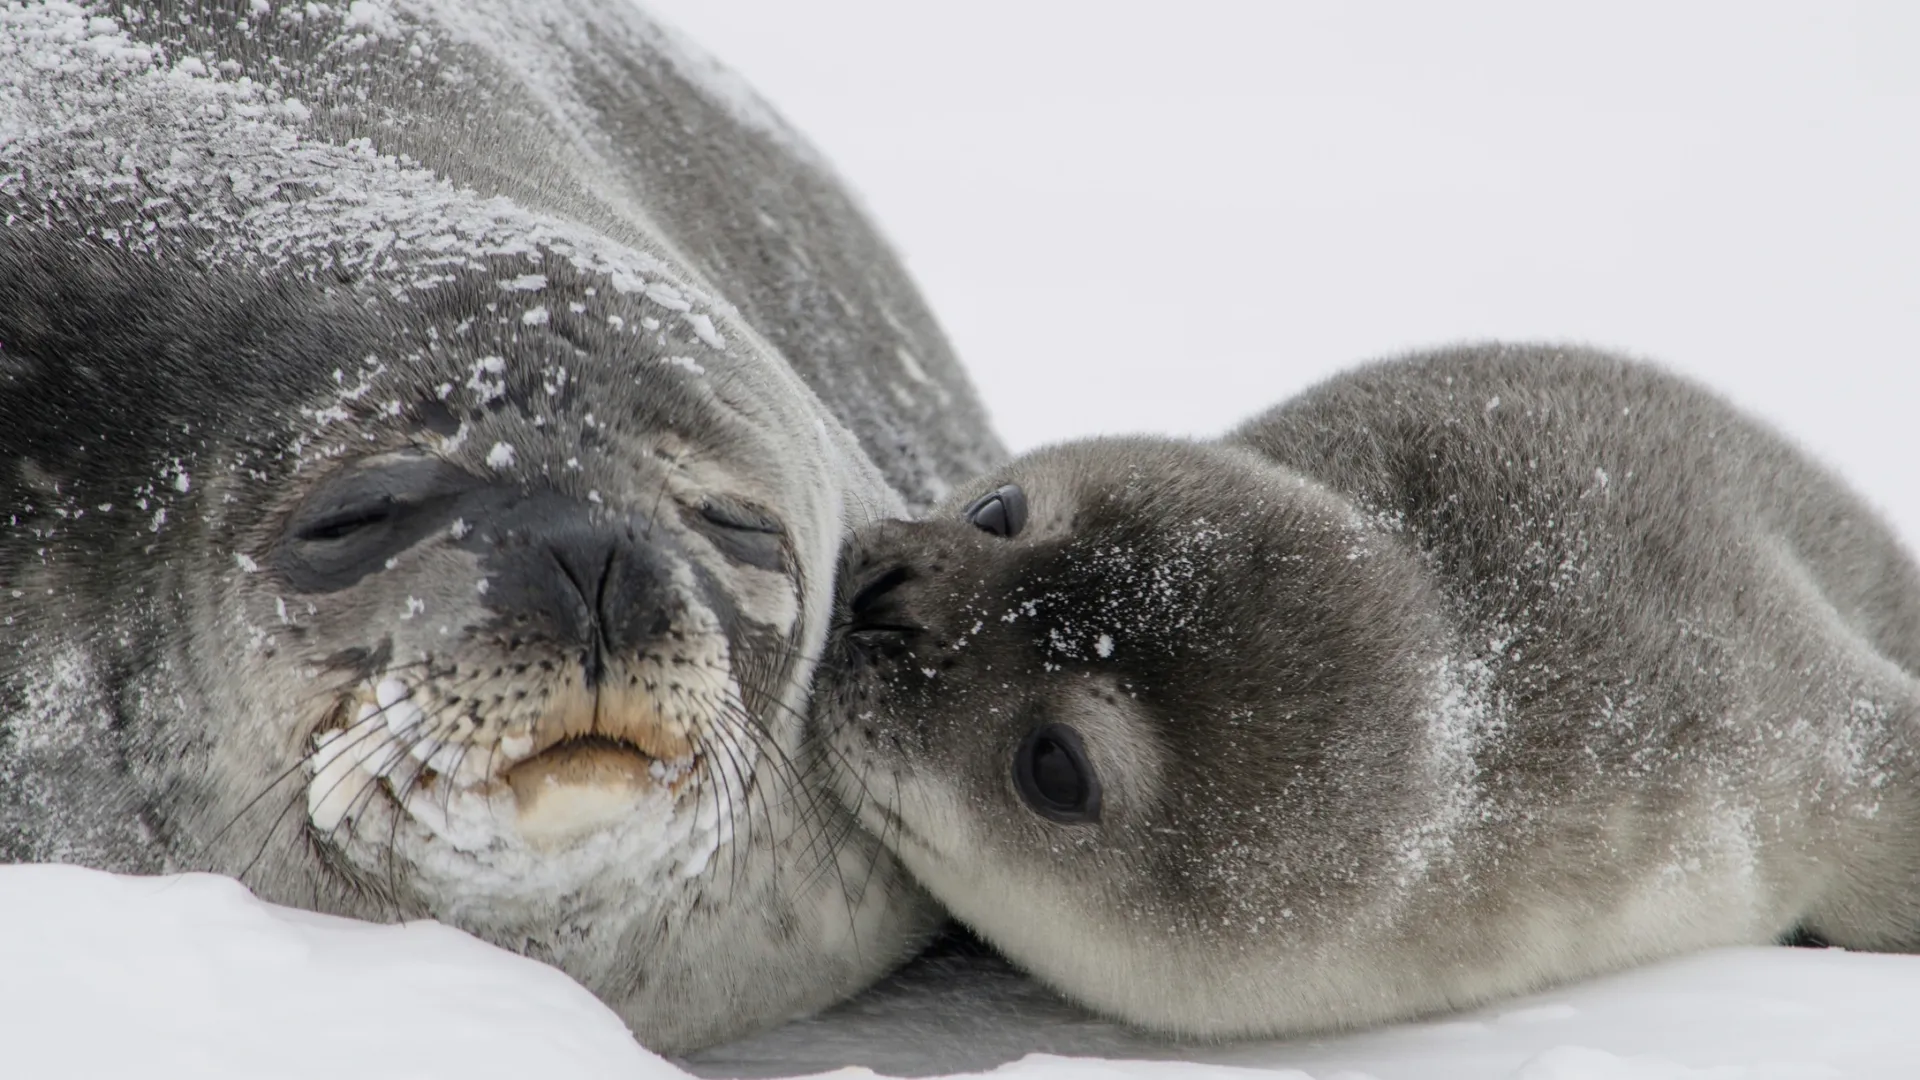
[848,565,913,618]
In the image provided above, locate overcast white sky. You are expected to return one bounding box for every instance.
[648,0,1920,541]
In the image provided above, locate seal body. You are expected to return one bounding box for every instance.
[0,0,1000,1053]
[818,344,1920,1039]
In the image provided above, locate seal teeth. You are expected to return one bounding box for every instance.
[410,738,466,775]
[384,697,425,737]
[363,733,407,779]
[308,719,397,832]
[307,730,357,834]
[375,677,410,710]
[339,700,407,778]
[500,731,535,761]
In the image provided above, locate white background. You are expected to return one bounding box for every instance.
[649,0,1920,541]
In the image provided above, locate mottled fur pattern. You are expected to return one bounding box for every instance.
[0,0,1001,1054]
[817,344,1920,1039]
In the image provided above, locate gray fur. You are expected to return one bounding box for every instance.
[816,343,1920,1039]
[0,0,1002,1054]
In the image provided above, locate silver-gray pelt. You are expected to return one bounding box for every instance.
[0,0,1003,1054]
[816,343,1920,1040]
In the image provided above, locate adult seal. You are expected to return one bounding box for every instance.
[818,344,1920,1040]
[0,0,1000,1054]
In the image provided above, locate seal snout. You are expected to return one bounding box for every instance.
[302,493,739,848]
[493,513,676,690]
[478,499,679,653]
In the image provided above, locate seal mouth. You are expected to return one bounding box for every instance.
[308,673,705,847]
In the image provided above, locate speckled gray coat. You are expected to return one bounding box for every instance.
[812,343,1920,1047]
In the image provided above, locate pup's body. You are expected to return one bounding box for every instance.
[817,344,1920,1037]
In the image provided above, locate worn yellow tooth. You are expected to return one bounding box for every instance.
[308,729,375,832]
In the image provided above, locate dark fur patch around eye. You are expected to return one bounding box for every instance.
[272,454,478,592]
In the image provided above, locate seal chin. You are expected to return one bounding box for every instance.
[306,668,708,852]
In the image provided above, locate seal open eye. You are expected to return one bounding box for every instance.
[963,484,1028,538]
[1013,723,1101,824]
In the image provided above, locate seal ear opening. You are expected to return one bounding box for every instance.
[1013,723,1101,824]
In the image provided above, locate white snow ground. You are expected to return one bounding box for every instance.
[11,3,1920,1078]
[8,864,1920,1078]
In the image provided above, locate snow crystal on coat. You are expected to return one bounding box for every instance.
[0,1,734,362]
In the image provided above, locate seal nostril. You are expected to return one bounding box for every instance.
[844,564,924,646]
[848,565,913,618]
[484,503,677,678]
[547,544,608,684]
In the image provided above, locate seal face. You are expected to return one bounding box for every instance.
[0,0,999,1053]
[816,344,1920,1039]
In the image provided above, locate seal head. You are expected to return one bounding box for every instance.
[820,438,1463,1032]
[1,0,994,1052]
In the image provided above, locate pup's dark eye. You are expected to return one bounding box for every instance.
[963,483,1027,538]
[1013,723,1100,824]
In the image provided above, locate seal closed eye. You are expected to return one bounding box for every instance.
[685,496,789,572]
[277,454,478,591]
[816,343,1920,1044]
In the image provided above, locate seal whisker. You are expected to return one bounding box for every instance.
[374,711,469,902]
[232,784,311,890]
[437,735,480,823]
[732,668,886,855]
[713,636,842,838]
[714,723,770,897]
[233,704,412,886]
[204,695,403,875]
[689,728,751,896]
[710,681,852,881]
[790,745,878,899]
[828,755,890,944]
[316,701,465,855]
[709,713,779,897]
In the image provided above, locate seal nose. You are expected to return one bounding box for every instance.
[479,501,677,685]
[545,537,617,686]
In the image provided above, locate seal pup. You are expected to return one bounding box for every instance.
[0,0,1001,1053]
[815,343,1920,1040]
